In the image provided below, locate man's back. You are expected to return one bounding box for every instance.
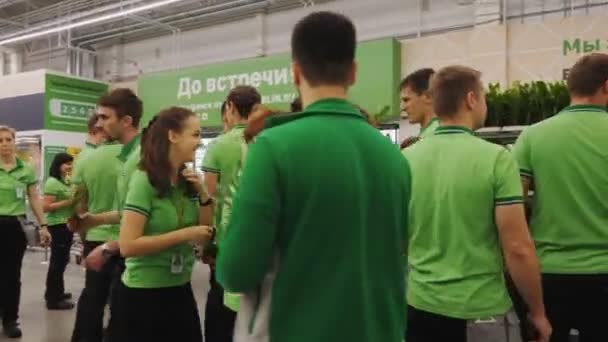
[514,105,608,273]
[79,144,122,241]
[221,99,410,342]
[403,126,521,319]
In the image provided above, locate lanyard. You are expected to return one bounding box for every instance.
[170,188,187,229]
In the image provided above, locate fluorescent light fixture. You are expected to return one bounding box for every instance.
[0,0,186,46]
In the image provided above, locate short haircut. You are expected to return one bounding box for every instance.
[400,68,435,94]
[567,53,608,97]
[97,88,143,128]
[87,114,99,134]
[291,11,356,86]
[290,97,302,112]
[0,125,16,139]
[49,152,73,181]
[430,66,482,118]
[226,85,261,119]
[220,101,227,116]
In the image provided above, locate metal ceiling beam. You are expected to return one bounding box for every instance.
[0,0,150,40]
[73,0,263,43]
[75,0,268,46]
[0,17,25,27]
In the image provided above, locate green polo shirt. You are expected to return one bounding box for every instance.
[402,126,522,319]
[513,104,608,274]
[217,98,411,342]
[71,143,122,241]
[0,159,38,216]
[418,117,439,139]
[115,135,141,213]
[122,170,198,288]
[71,142,98,185]
[44,177,73,226]
[201,124,246,239]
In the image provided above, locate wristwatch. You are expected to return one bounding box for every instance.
[101,243,118,259]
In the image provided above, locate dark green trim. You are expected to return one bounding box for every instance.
[495,196,524,205]
[233,124,247,129]
[265,98,364,129]
[562,104,607,113]
[520,169,534,178]
[117,134,141,162]
[434,126,474,135]
[85,142,98,149]
[420,117,439,135]
[124,204,150,217]
[201,166,220,174]
[4,158,25,174]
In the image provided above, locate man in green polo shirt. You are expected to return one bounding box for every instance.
[217,11,410,342]
[202,86,260,342]
[402,66,551,342]
[399,68,439,149]
[70,142,122,342]
[513,53,608,342]
[68,88,143,342]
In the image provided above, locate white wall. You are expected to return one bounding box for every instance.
[0,69,46,99]
[94,0,489,81]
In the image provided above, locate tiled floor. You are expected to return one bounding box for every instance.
[0,249,211,342]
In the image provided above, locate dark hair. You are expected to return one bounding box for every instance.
[140,107,198,197]
[226,85,261,119]
[244,104,284,143]
[400,68,435,94]
[291,11,356,86]
[290,97,302,112]
[567,53,608,97]
[49,153,73,181]
[97,88,143,128]
[430,66,482,118]
[87,114,99,134]
[220,101,228,116]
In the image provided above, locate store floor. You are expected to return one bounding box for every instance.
[0,249,211,342]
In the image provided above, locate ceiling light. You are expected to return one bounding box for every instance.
[0,0,187,46]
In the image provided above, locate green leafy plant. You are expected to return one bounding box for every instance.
[485,81,570,127]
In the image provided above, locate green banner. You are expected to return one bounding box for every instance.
[138,38,401,128]
[44,74,108,132]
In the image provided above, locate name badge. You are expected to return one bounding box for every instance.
[171,253,184,274]
[15,186,25,199]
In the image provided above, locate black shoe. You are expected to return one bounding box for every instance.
[3,321,22,338]
[61,293,73,300]
[46,300,75,310]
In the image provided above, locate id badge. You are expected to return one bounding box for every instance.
[171,253,184,274]
[15,186,25,199]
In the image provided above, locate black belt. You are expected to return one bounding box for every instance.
[0,215,23,220]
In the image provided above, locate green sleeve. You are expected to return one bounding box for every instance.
[24,164,38,186]
[43,178,59,196]
[71,156,86,185]
[202,140,221,173]
[513,128,533,178]
[493,149,524,206]
[217,137,281,293]
[123,170,154,217]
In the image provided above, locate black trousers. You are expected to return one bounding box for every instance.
[71,241,123,342]
[44,223,74,304]
[542,274,608,342]
[108,281,203,342]
[204,267,237,342]
[406,305,467,342]
[0,216,27,326]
